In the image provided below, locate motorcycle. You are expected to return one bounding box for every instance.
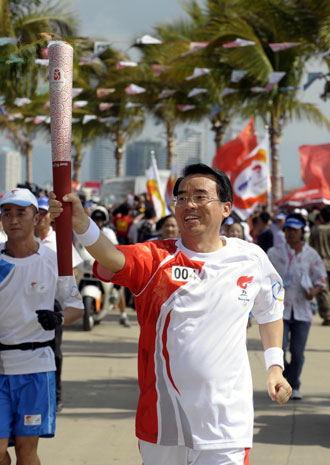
[76,244,119,331]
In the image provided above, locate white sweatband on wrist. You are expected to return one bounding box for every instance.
[264,347,284,371]
[75,217,100,247]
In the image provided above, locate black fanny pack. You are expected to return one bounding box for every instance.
[0,340,54,351]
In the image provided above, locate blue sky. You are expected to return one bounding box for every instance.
[24,0,330,189]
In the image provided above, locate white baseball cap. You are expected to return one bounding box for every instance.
[0,188,39,210]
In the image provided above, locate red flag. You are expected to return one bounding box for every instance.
[299,143,330,190]
[212,118,257,175]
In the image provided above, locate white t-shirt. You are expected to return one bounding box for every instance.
[0,229,7,242]
[0,242,84,375]
[268,242,327,322]
[102,226,118,245]
[94,237,284,450]
[36,226,83,268]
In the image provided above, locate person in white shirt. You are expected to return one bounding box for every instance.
[0,188,84,465]
[48,164,292,465]
[268,213,327,400]
[270,212,286,248]
[35,195,83,412]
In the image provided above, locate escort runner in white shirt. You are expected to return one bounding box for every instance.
[0,188,84,465]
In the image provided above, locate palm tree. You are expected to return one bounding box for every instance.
[0,0,77,183]
[206,0,330,204]
[133,2,211,169]
[134,0,249,170]
[92,46,146,177]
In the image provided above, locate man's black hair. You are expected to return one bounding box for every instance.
[144,205,155,220]
[173,163,233,203]
[91,210,107,222]
[156,214,175,231]
[259,211,271,225]
[320,206,330,224]
[113,202,130,216]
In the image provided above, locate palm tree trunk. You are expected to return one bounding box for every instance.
[166,120,175,170]
[115,129,125,177]
[213,124,227,151]
[269,115,283,206]
[0,1,12,37]
[115,147,124,177]
[25,140,33,184]
[211,116,232,151]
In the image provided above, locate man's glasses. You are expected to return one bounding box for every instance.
[173,195,220,207]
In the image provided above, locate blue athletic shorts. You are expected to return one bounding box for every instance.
[0,372,56,439]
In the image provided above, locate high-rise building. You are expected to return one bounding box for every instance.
[126,140,166,176]
[85,138,120,181]
[175,127,204,174]
[0,148,22,192]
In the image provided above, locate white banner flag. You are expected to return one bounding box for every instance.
[231,137,271,220]
[146,155,167,219]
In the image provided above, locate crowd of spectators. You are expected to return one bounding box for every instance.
[1,182,329,405]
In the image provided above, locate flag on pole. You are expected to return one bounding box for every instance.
[212,117,257,175]
[165,161,178,211]
[230,137,271,220]
[146,155,167,219]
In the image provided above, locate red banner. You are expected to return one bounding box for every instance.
[299,143,330,190]
[276,185,330,208]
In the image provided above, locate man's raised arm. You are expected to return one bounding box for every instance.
[48,192,125,273]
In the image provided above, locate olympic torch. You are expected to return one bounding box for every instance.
[49,41,73,276]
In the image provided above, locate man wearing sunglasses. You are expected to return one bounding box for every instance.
[49,163,291,465]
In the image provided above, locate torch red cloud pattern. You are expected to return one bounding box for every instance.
[49,42,73,162]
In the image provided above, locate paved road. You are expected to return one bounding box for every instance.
[10,310,330,464]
